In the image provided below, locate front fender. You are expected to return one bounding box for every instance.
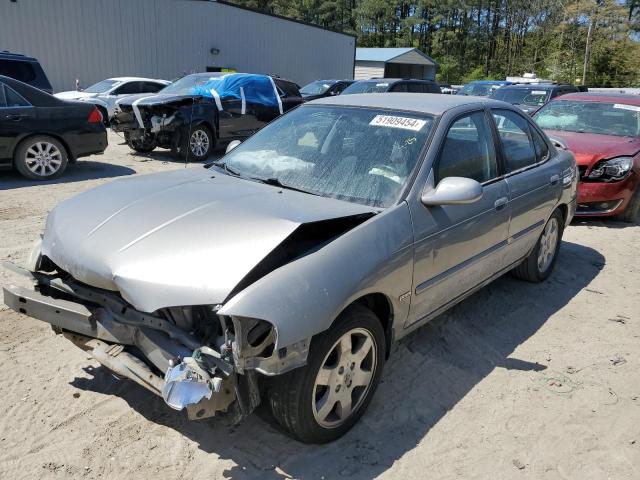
[219,202,415,349]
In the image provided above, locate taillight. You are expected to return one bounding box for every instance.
[88,107,103,124]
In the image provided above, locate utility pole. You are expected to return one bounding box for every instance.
[582,15,594,85]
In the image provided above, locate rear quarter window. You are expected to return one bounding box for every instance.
[0,59,36,83]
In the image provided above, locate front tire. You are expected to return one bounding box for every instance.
[616,188,640,223]
[512,208,564,282]
[124,131,157,153]
[269,305,385,443]
[175,125,214,162]
[14,136,68,180]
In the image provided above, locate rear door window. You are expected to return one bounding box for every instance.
[491,109,537,172]
[113,81,144,95]
[0,60,36,83]
[407,83,423,93]
[4,85,30,107]
[389,83,408,93]
[142,82,164,93]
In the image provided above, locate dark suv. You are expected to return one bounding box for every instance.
[342,78,441,95]
[0,51,53,94]
[489,84,580,115]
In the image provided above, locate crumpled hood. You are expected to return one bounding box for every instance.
[117,93,199,108]
[54,91,97,100]
[41,167,376,312]
[545,130,640,168]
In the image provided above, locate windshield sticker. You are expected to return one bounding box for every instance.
[376,83,389,87]
[613,103,640,112]
[369,115,427,131]
[531,90,547,95]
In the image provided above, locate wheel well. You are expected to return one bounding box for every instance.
[556,203,568,226]
[13,133,73,163]
[353,293,393,358]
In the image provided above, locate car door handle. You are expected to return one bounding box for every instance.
[549,174,560,185]
[5,114,27,121]
[494,197,508,210]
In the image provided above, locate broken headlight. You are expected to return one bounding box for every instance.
[588,157,633,181]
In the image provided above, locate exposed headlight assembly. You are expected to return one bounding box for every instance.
[588,157,634,181]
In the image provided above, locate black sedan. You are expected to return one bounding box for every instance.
[0,75,107,180]
[111,73,303,161]
[299,79,355,100]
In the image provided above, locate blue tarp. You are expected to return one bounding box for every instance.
[190,73,280,109]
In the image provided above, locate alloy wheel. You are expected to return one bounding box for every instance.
[537,217,559,273]
[189,129,210,157]
[312,327,377,428]
[24,141,63,177]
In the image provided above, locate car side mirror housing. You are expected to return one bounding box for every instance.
[547,136,567,150]
[421,176,483,206]
[226,140,241,154]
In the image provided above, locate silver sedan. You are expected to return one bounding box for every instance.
[3,93,577,443]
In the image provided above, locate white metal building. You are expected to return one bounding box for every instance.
[0,0,355,92]
[354,48,438,81]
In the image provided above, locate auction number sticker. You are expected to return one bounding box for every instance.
[370,115,427,131]
[531,90,547,95]
[613,103,640,112]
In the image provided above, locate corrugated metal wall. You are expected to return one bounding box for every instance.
[0,0,355,92]
[354,62,384,80]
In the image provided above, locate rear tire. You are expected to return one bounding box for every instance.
[124,132,156,153]
[14,135,68,180]
[512,208,564,282]
[268,305,385,443]
[615,188,640,223]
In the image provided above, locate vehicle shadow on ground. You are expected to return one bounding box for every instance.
[120,145,225,165]
[571,217,639,229]
[70,240,604,479]
[0,161,136,191]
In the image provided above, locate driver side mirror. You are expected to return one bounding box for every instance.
[421,177,483,206]
[226,140,241,154]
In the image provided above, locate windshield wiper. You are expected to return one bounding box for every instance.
[252,176,319,195]
[209,160,242,177]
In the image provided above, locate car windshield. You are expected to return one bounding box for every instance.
[217,105,434,207]
[491,88,550,106]
[300,81,332,96]
[341,81,390,94]
[84,79,119,93]
[159,74,219,95]
[457,82,502,96]
[535,100,640,137]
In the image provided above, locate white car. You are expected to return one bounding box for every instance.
[55,77,170,122]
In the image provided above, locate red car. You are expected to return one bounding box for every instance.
[534,93,640,222]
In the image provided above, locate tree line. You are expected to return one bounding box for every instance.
[228,0,640,87]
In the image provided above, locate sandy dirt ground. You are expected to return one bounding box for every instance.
[0,131,639,479]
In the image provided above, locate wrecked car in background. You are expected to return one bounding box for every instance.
[110,72,303,160]
[4,94,576,443]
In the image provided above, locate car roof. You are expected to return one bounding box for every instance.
[107,77,170,83]
[500,84,570,90]
[0,51,39,62]
[359,78,436,83]
[551,92,640,105]
[468,80,511,85]
[308,92,497,115]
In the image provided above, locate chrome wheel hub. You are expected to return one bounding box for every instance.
[189,130,209,157]
[312,327,376,428]
[25,142,62,176]
[537,217,559,272]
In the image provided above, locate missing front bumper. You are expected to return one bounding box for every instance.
[3,283,236,419]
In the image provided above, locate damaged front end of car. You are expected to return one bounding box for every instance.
[2,258,307,422]
[111,96,199,150]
